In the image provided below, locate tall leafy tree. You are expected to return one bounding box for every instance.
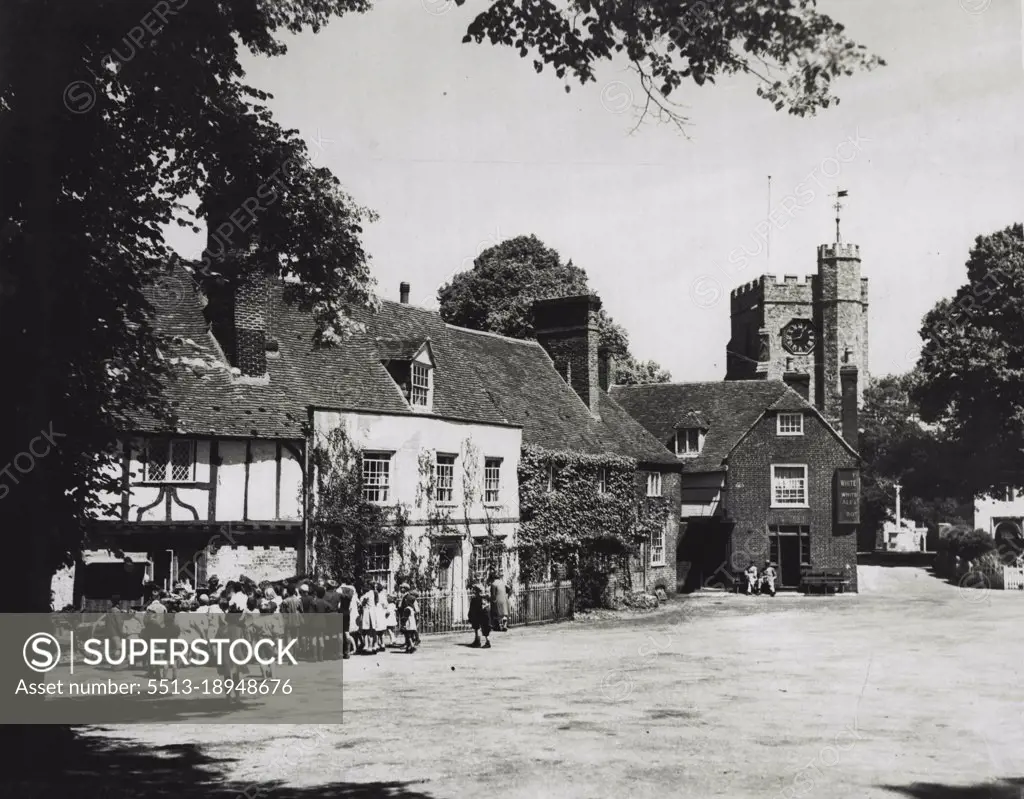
[914,224,1024,500]
[859,372,970,550]
[0,0,879,613]
[437,235,669,383]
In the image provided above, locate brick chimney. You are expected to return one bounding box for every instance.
[783,372,810,401]
[840,365,859,449]
[400,282,410,304]
[598,347,615,392]
[201,209,270,378]
[533,295,602,414]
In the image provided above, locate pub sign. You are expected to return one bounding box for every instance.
[835,469,860,525]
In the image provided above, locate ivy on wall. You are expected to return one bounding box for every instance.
[516,444,669,605]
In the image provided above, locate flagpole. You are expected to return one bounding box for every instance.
[767,175,772,266]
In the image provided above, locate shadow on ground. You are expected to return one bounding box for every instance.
[0,727,436,799]
[882,778,1024,798]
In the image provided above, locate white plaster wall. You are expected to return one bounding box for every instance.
[312,411,522,522]
[248,441,279,520]
[171,487,207,521]
[216,440,248,520]
[280,447,303,521]
[681,472,726,518]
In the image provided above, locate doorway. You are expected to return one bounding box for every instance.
[768,526,810,589]
[678,519,733,592]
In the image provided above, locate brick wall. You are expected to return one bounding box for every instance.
[725,410,860,591]
[207,544,300,584]
[627,470,680,595]
[533,295,601,412]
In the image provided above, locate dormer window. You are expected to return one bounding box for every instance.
[378,338,435,412]
[675,428,704,457]
[411,362,431,408]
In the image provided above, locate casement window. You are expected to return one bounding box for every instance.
[363,542,391,589]
[647,471,662,498]
[777,413,804,436]
[771,464,809,507]
[362,453,392,503]
[435,454,456,504]
[675,428,704,456]
[484,458,502,505]
[471,540,505,583]
[597,467,608,495]
[144,439,196,483]
[410,361,432,409]
[650,518,668,566]
[999,485,1016,502]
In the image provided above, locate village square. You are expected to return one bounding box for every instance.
[2,0,1024,797]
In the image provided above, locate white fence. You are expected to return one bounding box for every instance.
[1004,566,1024,590]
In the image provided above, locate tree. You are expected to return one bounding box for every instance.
[458,0,883,131]
[859,372,970,550]
[914,224,1024,500]
[437,235,670,383]
[0,0,875,613]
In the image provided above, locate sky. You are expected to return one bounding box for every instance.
[167,0,1024,383]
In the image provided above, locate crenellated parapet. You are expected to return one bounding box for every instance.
[818,243,861,261]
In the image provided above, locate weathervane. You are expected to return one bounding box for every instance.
[833,189,848,243]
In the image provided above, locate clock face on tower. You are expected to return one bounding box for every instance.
[782,319,817,355]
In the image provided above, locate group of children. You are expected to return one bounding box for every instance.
[351,581,421,655]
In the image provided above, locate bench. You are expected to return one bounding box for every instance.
[800,569,851,595]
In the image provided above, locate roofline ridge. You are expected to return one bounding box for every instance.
[445,324,545,347]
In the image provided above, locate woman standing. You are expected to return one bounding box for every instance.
[488,571,509,632]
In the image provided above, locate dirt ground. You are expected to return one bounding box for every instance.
[10,562,1024,798]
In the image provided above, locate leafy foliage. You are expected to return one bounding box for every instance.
[858,372,971,549]
[456,0,884,129]
[0,1,378,611]
[437,234,671,384]
[914,224,1024,500]
[516,444,668,607]
[310,426,397,588]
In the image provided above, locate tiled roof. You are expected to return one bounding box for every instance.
[139,266,511,435]
[447,326,678,466]
[136,269,305,439]
[611,380,829,472]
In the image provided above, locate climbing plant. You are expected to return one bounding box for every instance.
[309,426,408,588]
[516,444,669,608]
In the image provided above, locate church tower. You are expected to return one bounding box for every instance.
[725,241,868,434]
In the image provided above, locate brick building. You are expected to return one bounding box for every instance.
[612,380,861,592]
[725,242,869,432]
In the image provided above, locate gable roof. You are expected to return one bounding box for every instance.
[610,380,858,472]
[447,326,678,466]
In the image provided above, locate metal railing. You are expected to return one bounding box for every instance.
[417,582,574,635]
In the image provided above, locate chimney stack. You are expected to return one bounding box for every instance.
[533,295,603,415]
[840,365,859,449]
[783,372,810,402]
[598,348,615,392]
[201,205,270,378]
[400,282,410,304]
